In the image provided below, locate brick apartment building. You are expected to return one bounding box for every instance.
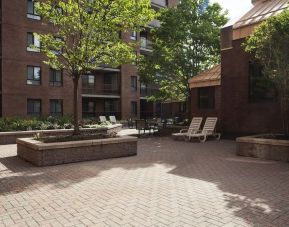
[189,0,287,135]
[0,0,178,120]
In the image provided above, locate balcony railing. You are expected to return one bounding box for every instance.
[140,37,153,51]
[82,84,120,96]
[141,86,159,97]
[151,0,167,8]
[82,112,121,120]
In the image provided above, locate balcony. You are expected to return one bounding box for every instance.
[82,85,120,97]
[82,111,121,119]
[140,37,153,53]
[96,64,120,72]
[140,85,159,98]
[151,0,167,8]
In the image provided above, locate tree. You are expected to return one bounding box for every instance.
[245,10,289,135]
[36,0,154,134]
[138,0,227,116]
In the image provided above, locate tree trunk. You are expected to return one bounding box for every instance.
[187,90,192,119]
[73,76,80,135]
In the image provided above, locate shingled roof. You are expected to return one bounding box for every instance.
[234,0,288,29]
[189,65,221,89]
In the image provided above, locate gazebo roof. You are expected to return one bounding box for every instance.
[188,65,221,89]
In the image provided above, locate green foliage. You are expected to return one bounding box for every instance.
[35,0,155,76]
[0,116,73,132]
[245,10,289,134]
[138,0,228,102]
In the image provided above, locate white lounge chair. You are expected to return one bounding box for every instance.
[172,117,203,139]
[109,116,117,124]
[99,116,107,123]
[189,117,221,142]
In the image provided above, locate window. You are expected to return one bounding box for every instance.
[130,31,137,40]
[130,101,137,116]
[82,75,95,87]
[131,76,137,91]
[249,61,277,103]
[198,87,215,109]
[50,68,63,86]
[104,100,117,113]
[27,0,40,20]
[50,99,63,117]
[27,99,41,116]
[27,66,41,85]
[27,32,40,52]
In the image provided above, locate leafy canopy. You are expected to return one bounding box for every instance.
[138,0,227,101]
[36,0,155,76]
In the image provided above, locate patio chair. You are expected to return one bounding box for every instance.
[172,117,203,139]
[189,117,221,142]
[109,116,117,124]
[99,116,107,123]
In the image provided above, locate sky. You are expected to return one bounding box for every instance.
[210,0,253,25]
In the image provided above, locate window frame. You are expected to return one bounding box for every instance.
[248,61,277,103]
[198,87,215,110]
[130,76,138,91]
[27,32,41,52]
[49,99,63,117]
[27,99,41,116]
[27,65,41,85]
[27,0,41,20]
[49,68,63,87]
[130,101,138,116]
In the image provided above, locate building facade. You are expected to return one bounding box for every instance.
[189,0,287,135]
[0,0,178,120]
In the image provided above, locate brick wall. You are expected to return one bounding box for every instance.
[190,86,221,130]
[221,38,282,134]
[1,0,76,117]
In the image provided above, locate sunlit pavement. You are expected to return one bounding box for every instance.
[1,137,289,226]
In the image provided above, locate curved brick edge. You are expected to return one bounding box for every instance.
[236,134,289,162]
[17,135,137,167]
[0,124,122,145]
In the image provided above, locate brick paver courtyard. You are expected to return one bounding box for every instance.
[1,137,289,227]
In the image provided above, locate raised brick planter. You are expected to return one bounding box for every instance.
[17,135,137,167]
[0,124,122,145]
[236,134,289,162]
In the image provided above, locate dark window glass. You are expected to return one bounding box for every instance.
[27,32,40,51]
[104,100,117,113]
[27,0,41,20]
[27,66,41,85]
[198,87,215,109]
[50,99,63,117]
[50,68,63,86]
[130,101,137,116]
[82,75,95,87]
[249,61,277,102]
[27,99,41,116]
[131,76,137,91]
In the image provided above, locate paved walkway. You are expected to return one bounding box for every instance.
[1,137,289,227]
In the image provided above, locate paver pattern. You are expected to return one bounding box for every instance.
[1,137,289,226]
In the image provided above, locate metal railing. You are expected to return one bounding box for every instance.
[82,85,120,95]
[82,112,121,120]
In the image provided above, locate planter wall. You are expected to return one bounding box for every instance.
[0,124,122,145]
[17,135,137,167]
[236,135,289,162]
